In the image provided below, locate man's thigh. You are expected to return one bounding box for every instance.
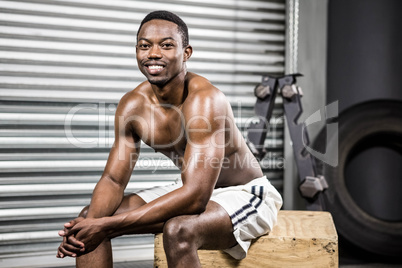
[199,201,237,250]
[169,200,237,250]
[113,193,147,215]
[111,193,237,249]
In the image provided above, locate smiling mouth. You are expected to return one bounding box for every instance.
[148,65,164,70]
[145,65,165,75]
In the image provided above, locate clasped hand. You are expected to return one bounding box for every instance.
[56,217,106,258]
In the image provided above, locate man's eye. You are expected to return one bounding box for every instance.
[139,44,150,49]
[162,43,174,48]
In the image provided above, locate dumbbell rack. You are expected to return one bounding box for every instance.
[247,74,328,211]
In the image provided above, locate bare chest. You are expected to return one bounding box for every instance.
[136,106,187,157]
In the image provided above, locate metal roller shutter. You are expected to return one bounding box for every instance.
[0,1,286,266]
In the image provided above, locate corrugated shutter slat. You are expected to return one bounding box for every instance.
[0,1,285,267]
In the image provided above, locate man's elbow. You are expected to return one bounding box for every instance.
[181,186,210,214]
[189,196,209,214]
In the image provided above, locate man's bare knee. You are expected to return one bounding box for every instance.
[78,205,90,218]
[163,216,202,267]
[163,216,198,251]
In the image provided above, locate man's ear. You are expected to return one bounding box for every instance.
[183,45,193,62]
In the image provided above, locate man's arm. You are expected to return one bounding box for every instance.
[86,95,141,217]
[65,86,228,243]
[57,94,141,257]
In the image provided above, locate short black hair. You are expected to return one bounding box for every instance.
[137,10,189,47]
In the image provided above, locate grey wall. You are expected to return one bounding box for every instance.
[298,0,328,136]
[327,0,402,111]
[286,0,402,210]
[284,0,328,210]
[327,0,402,259]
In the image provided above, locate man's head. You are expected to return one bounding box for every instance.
[137,10,189,48]
[136,11,192,87]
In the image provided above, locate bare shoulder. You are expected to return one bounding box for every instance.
[116,81,151,118]
[183,73,228,114]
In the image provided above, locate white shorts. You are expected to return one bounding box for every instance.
[135,176,283,260]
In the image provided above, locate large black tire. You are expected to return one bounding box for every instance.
[314,100,402,257]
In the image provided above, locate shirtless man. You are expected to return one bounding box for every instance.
[57,11,282,268]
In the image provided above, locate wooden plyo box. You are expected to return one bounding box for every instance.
[154,210,338,268]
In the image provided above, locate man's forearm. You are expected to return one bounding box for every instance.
[101,186,206,238]
[86,176,125,218]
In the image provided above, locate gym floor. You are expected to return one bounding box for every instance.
[55,261,402,268]
[54,237,402,268]
[55,258,402,268]
[50,260,153,268]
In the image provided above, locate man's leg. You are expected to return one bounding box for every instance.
[76,193,164,268]
[163,201,237,268]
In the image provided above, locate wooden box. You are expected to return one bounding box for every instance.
[154,210,338,268]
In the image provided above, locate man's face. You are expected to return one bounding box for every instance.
[136,19,190,86]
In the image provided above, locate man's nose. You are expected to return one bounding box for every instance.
[148,45,162,58]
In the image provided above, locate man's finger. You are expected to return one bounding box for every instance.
[64,216,84,228]
[58,230,66,237]
[63,241,84,253]
[58,244,77,258]
[64,228,74,237]
[56,249,64,258]
[67,235,85,249]
[64,219,75,228]
[64,224,80,237]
